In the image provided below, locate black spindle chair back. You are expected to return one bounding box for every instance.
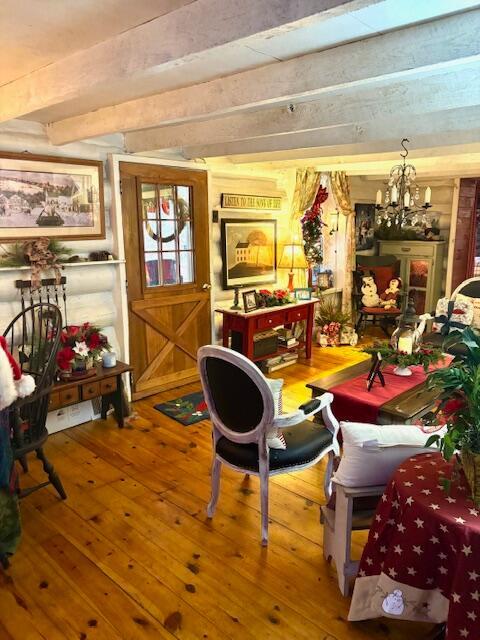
[3,303,66,499]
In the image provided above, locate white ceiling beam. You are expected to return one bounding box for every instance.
[0,0,376,126]
[124,66,480,153]
[181,106,480,160]
[48,8,480,145]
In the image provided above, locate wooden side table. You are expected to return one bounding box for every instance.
[215,299,316,361]
[49,361,133,428]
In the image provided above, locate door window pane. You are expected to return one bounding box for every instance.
[161,252,179,285]
[143,221,159,251]
[145,253,160,287]
[141,182,194,288]
[179,251,194,284]
[179,221,192,250]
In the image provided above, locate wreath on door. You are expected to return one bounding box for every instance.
[143,197,190,244]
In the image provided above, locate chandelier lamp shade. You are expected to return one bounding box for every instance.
[278,242,308,291]
[375,138,432,232]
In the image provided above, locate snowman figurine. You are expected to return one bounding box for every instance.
[382,589,405,616]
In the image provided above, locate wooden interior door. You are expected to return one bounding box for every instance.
[120,162,211,400]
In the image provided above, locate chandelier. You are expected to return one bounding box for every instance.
[375,139,432,231]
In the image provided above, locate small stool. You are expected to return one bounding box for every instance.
[321,482,385,596]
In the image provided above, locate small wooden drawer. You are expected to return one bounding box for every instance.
[286,306,308,323]
[100,377,117,394]
[48,391,61,411]
[256,312,285,330]
[81,381,100,400]
[59,387,79,405]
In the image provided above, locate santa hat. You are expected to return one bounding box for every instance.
[0,336,35,411]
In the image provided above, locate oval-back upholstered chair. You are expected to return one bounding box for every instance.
[198,345,340,545]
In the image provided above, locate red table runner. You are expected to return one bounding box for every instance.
[330,359,451,424]
[349,452,480,639]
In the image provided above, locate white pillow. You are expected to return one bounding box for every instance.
[265,377,286,450]
[456,293,480,329]
[333,421,447,487]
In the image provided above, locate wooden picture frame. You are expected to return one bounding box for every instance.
[221,218,277,289]
[242,289,258,313]
[0,151,105,241]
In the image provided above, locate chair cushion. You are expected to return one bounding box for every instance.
[216,421,333,471]
[361,306,401,315]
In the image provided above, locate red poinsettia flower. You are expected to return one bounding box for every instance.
[88,332,101,349]
[68,325,80,337]
[442,397,465,418]
[57,346,75,370]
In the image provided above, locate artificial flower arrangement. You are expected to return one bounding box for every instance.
[363,341,443,372]
[256,289,294,307]
[57,323,111,378]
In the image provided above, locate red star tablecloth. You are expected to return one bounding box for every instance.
[348,452,480,639]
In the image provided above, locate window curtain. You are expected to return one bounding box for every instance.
[330,171,355,315]
[289,168,321,288]
[290,168,321,229]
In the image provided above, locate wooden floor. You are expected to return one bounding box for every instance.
[0,342,436,640]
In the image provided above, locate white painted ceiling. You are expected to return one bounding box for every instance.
[0,0,193,85]
[7,0,480,123]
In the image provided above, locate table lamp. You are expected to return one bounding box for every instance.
[278,242,308,291]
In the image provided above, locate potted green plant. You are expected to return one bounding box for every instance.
[315,298,354,346]
[426,327,480,504]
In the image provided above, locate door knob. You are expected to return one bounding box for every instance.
[202,283,212,290]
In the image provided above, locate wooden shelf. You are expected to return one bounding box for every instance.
[0,259,125,272]
[251,341,306,362]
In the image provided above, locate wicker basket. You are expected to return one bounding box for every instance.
[461,449,480,506]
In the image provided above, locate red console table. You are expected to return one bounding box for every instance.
[215,299,316,361]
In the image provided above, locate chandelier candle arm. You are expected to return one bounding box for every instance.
[375,139,434,233]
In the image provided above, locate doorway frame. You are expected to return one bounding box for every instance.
[108,154,212,397]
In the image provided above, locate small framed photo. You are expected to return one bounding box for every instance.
[242,289,258,313]
[294,288,312,301]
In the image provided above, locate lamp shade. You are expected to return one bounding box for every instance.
[278,243,308,270]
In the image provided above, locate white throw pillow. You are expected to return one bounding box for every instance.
[432,296,473,334]
[333,421,447,487]
[265,377,286,450]
[456,293,480,329]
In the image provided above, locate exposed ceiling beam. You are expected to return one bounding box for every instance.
[0,0,377,126]
[124,66,480,154]
[180,106,480,160]
[47,8,480,145]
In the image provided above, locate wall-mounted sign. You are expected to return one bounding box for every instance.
[221,193,282,211]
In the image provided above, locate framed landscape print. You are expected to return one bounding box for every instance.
[354,202,375,251]
[0,152,105,241]
[221,218,277,289]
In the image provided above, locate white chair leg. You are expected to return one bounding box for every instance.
[323,450,335,500]
[259,462,269,546]
[207,457,222,518]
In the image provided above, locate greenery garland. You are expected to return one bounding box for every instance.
[363,341,443,372]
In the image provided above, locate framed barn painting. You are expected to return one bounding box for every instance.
[354,202,375,251]
[0,152,105,241]
[221,218,277,289]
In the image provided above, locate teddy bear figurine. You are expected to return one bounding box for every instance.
[361,276,380,307]
[380,277,402,310]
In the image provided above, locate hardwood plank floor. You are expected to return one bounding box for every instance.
[0,341,436,639]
